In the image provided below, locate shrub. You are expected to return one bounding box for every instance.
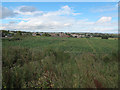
[42,33,51,37]
[101,35,108,39]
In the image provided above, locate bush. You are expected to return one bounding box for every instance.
[42,33,51,37]
[101,35,108,39]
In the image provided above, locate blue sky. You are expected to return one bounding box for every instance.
[0,2,118,33]
[2,0,120,2]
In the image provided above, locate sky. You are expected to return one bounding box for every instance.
[0,2,118,33]
[2,0,120,2]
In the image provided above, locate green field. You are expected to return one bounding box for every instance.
[2,36,118,88]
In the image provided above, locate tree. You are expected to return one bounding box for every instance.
[101,35,108,39]
[16,31,22,36]
[66,33,73,37]
[57,34,59,36]
[42,33,51,37]
[2,30,9,37]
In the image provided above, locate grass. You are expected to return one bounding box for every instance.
[2,36,118,88]
[3,36,118,53]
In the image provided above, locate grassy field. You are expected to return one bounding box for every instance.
[2,36,118,88]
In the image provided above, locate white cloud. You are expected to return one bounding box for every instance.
[14,15,75,31]
[19,6,37,12]
[97,16,112,23]
[43,5,81,16]
[1,16,117,33]
[0,5,117,33]
[12,5,80,18]
[70,17,117,33]
[0,6,17,19]
[1,5,80,31]
[14,7,43,16]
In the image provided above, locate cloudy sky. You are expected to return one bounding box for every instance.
[0,2,118,33]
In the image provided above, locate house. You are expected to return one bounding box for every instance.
[77,35,82,38]
[59,32,70,37]
[71,34,86,38]
[71,34,79,38]
[80,35,85,38]
[49,33,57,37]
[32,32,37,36]
[37,32,43,36]
[40,33,43,36]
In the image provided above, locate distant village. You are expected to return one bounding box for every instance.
[0,30,118,39]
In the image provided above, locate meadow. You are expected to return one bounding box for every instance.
[2,36,118,88]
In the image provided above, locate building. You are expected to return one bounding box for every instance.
[49,33,57,37]
[71,34,79,38]
[32,32,37,36]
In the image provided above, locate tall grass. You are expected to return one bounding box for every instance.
[2,36,118,88]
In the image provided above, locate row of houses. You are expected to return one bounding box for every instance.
[32,32,94,38]
[58,33,70,38]
[1,30,95,38]
[1,30,118,39]
[32,32,43,36]
[32,32,70,38]
[71,34,85,38]
[71,33,93,38]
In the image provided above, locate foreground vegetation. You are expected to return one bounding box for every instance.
[2,36,118,88]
